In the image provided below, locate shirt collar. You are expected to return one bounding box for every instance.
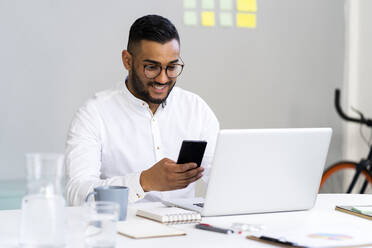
[121,78,148,108]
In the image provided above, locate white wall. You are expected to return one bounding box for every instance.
[0,0,345,180]
[344,0,372,161]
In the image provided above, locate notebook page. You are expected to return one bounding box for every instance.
[117,219,186,239]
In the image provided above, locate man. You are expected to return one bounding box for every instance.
[65,15,219,205]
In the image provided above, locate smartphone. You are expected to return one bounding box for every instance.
[176,140,207,167]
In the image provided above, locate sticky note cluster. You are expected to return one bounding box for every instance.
[183,0,257,28]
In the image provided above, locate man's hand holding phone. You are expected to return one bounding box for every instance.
[140,158,204,192]
[140,140,207,192]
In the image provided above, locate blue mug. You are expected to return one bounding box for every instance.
[85,186,129,221]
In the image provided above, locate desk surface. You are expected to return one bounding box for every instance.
[1,194,372,248]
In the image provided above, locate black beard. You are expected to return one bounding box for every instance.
[130,67,175,105]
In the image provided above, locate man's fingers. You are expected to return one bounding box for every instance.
[164,160,176,166]
[184,168,203,179]
[181,172,203,184]
[163,160,177,172]
[161,161,204,190]
[173,167,204,180]
[176,173,203,188]
[173,162,198,172]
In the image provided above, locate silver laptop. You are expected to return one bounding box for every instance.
[166,128,332,216]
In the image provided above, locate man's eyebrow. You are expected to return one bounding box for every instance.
[143,59,160,64]
[143,58,180,64]
[169,59,180,64]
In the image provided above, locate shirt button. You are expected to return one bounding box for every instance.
[157,146,160,150]
[136,193,141,198]
[152,118,155,122]
[142,103,145,106]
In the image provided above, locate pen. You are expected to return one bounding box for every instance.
[195,223,234,234]
[247,235,308,248]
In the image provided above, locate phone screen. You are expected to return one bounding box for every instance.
[176,140,207,166]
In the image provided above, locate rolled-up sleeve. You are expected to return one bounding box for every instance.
[65,100,146,206]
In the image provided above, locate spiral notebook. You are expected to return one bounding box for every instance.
[136,205,201,224]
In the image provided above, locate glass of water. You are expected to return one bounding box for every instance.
[84,201,119,248]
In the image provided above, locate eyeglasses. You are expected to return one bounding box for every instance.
[143,59,184,79]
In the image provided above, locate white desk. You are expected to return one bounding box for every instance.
[1,194,372,248]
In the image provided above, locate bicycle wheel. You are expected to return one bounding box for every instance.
[319,161,372,193]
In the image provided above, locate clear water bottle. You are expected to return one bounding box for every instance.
[19,153,67,248]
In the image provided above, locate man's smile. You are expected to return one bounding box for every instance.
[152,84,168,93]
[149,82,171,94]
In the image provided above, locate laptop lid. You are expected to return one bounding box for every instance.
[201,128,332,216]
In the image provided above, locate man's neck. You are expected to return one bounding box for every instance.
[148,103,159,115]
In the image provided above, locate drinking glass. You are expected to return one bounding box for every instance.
[84,201,119,248]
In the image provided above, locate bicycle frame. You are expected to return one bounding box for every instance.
[347,147,372,193]
[335,89,372,193]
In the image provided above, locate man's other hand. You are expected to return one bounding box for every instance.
[139,158,204,192]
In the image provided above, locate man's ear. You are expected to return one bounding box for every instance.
[122,50,132,70]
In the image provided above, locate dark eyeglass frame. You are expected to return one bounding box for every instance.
[128,52,185,79]
[143,59,185,80]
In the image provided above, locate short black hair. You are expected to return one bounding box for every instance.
[127,15,180,54]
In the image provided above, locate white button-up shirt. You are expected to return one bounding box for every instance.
[65,82,219,206]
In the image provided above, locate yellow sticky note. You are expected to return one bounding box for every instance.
[237,0,257,12]
[236,13,256,28]
[201,11,215,27]
[184,11,197,26]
